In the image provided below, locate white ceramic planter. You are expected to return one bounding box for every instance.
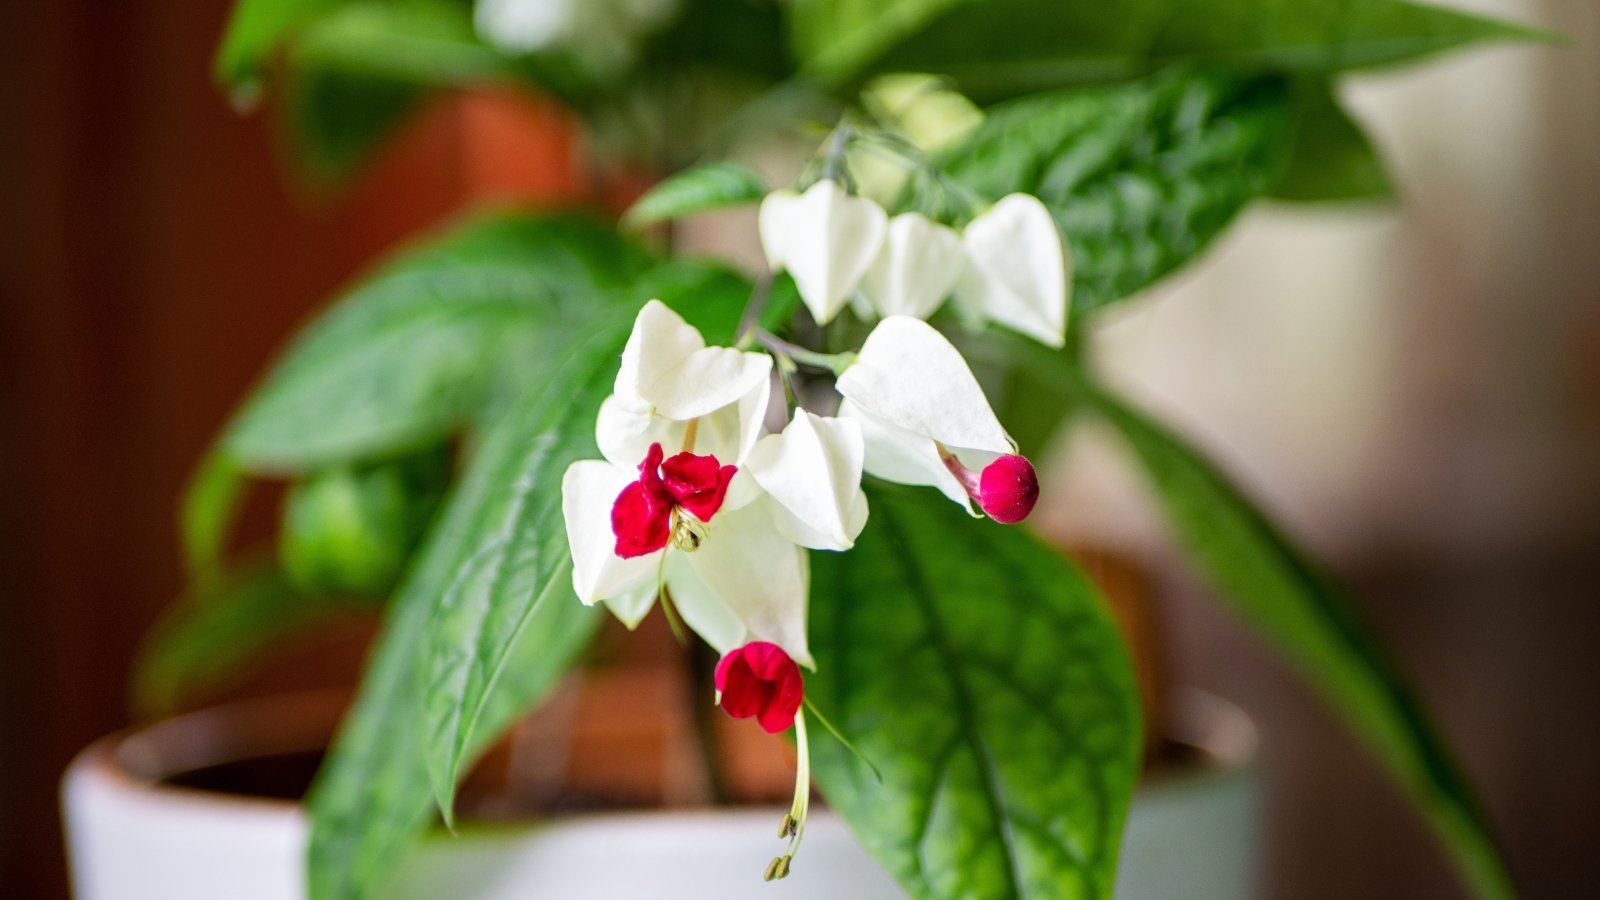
[63,690,1257,900]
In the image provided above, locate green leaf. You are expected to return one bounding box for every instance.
[133,560,353,714]
[1079,378,1516,900]
[180,447,248,575]
[280,2,513,183]
[621,162,769,229]
[308,261,753,899]
[280,448,450,598]
[939,72,1294,315]
[305,330,614,900]
[221,212,647,473]
[808,485,1143,900]
[792,0,1546,102]
[419,262,757,822]
[215,0,347,100]
[1270,79,1396,203]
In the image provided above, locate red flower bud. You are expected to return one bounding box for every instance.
[715,641,803,734]
[977,454,1038,524]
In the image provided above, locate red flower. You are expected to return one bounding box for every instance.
[611,443,737,559]
[977,454,1039,524]
[715,641,803,734]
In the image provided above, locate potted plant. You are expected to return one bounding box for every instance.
[63,1,1546,899]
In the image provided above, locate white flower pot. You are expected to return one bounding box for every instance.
[62,689,1257,899]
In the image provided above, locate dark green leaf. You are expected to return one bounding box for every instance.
[305,330,615,900]
[792,0,1546,102]
[221,213,647,473]
[420,262,757,822]
[940,72,1293,315]
[1270,79,1395,203]
[809,485,1143,900]
[622,161,769,229]
[133,560,353,714]
[1080,378,1516,900]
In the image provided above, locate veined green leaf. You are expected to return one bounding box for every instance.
[1079,378,1516,900]
[133,559,355,714]
[1270,79,1396,203]
[809,485,1143,900]
[622,161,769,229]
[939,72,1293,315]
[420,262,757,823]
[792,0,1546,102]
[305,326,616,900]
[221,213,647,473]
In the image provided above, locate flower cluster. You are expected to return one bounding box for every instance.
[760,179,1070,347]
[559,175,1070,878]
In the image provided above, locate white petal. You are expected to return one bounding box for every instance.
[561,460,661,605]
[662,552,747,655]
[956,194,1070,347]
[746,410,868,551]
[758,189,799,270]
[835,316,1012,456]
[839,399,975,513]
[779,180,887,326]
[677,503,812,667]
[863,213,965,320]
[603,581,660,629]
[595,394,677,470]
[475,0,576,53]
[615,300,772,420]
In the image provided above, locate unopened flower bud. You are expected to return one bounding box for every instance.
[977,454,1038,524]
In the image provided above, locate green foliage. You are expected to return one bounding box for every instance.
[286,211,760,896]
[134,559,356,714]
[215,0,346,100]
[1270,79,1395,203]
[280,447,451,598]
[180,447,248,575]
[791,0,1545,102]
[939,72,1293,315]
[809,485,1142,900]
[419,261,756,824]
[221,213,648,473]
[622,161,769,229]
[1075,378,1515,900]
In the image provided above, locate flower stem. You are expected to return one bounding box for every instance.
[755,330,856,377]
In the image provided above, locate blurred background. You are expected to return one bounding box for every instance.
[2,1,1596,898]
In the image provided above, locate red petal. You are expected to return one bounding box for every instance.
[717,642,803,733]
[756,664,804,734]
[978,454,1039,524]
[718,654,776,720]
[663,453,736,523]
[637,443,666,493]
[611,480,672,558]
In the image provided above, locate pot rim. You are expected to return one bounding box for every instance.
[64,686,1257,821]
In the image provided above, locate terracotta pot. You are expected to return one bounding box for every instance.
[61,687,1257,899]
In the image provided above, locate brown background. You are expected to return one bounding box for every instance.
[2,3,1597,899]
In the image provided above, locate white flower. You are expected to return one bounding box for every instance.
[561,301,869,666]
[954,193,1071,348]
[475,0,677,62]
[747,409,869,552]
[758,180,887,326]
[836,316,1037,523]
[861,212,965,320]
